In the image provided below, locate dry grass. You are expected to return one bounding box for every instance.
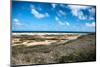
[11,33,96,66]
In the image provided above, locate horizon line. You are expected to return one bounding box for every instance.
[12,31,95,33]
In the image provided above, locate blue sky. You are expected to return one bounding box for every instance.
[12,1,96,32]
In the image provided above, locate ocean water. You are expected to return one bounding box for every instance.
[12,31,94,35]
[12,31,95,33]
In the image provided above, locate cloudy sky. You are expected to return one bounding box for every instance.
[12,1,96,32]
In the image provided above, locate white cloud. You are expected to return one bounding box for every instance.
[45,13,49,17]
[13,18,22,26]
[31,7,49,19]
[86,22,95,27]
[88,8,95,20]
[30,4,35,9]
[67,5,90,20]
[59,10,66,15]
[55,17,65,25]
[55,17,70,26]
[60,4,67,8]
[66,22,70,26]
[52,3,56,8]
[89,17,95,20]
[58,21,65,25]
[55,17,59,21]
[78,11,87,20]
[88,8,95,14]
[14,22,22,26]
[13,18,19,22]
[68,5,89,10]
[30,4,42,11]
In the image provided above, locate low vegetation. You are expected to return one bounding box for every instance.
[11,33,96,66]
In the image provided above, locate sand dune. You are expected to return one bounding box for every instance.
[12,34,80,46]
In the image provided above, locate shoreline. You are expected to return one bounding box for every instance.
[12,32,89,36]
